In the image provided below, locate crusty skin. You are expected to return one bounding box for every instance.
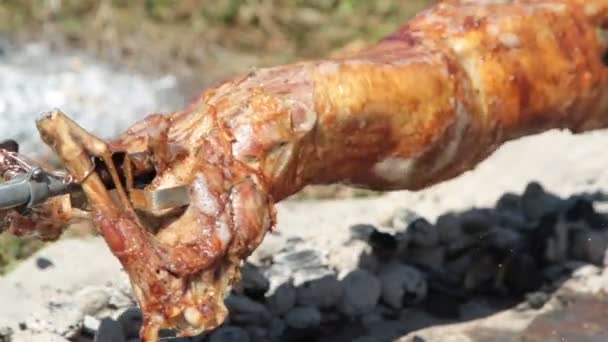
[4,0,608,340]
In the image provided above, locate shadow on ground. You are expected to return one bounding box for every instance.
[89,183,608,342]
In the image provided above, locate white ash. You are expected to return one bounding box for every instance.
[11,331,70,342]
[25,301,84,338]
[82,315,101,335]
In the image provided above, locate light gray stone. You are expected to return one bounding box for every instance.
[117,307,142,338]
[94,318,126,342]
[525,292,550,310]
[338,270,381,317]
[464,255,498,292]
[543,218,570,264]
[378,263,427,309]
[83,315,101,335]
[209,326,250,342]
[328,239,378,273]
[436,213,463,245]
[361,312,384,328]
[521,182,562,221]
[350,224,378,240]
[446,235,479,257]
[268,318,286,338]
[239,263,270,296]
[407,219,439,248]
[496,211,530,231]
[266,281,296,315]
[293,266,334,287]
[570,230,608,265]
[367,226,402,256]
[225,295,272,325]
[460,209,496,235]
[484,227,524,252]
[284,306,322,329]
[496,193,522,213]
[406,246,445,271]
[296,274,343,309]
[445,253,474,278]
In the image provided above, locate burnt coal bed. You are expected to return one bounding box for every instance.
[67,182,608,341]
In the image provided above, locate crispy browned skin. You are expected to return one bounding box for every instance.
[3,0,608,340]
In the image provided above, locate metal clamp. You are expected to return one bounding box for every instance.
[130,186,191,212]
[1,140,191,213]
[0,168,74,211]
[1,139,75,211]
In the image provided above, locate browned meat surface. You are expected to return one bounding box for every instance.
[3,1,608,340]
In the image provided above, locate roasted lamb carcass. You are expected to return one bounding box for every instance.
[2,0,608,340]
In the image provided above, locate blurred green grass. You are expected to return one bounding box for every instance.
[0,0,430,55]
[0,234,44,274]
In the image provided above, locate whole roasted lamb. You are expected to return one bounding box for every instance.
[2,0,608,340]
